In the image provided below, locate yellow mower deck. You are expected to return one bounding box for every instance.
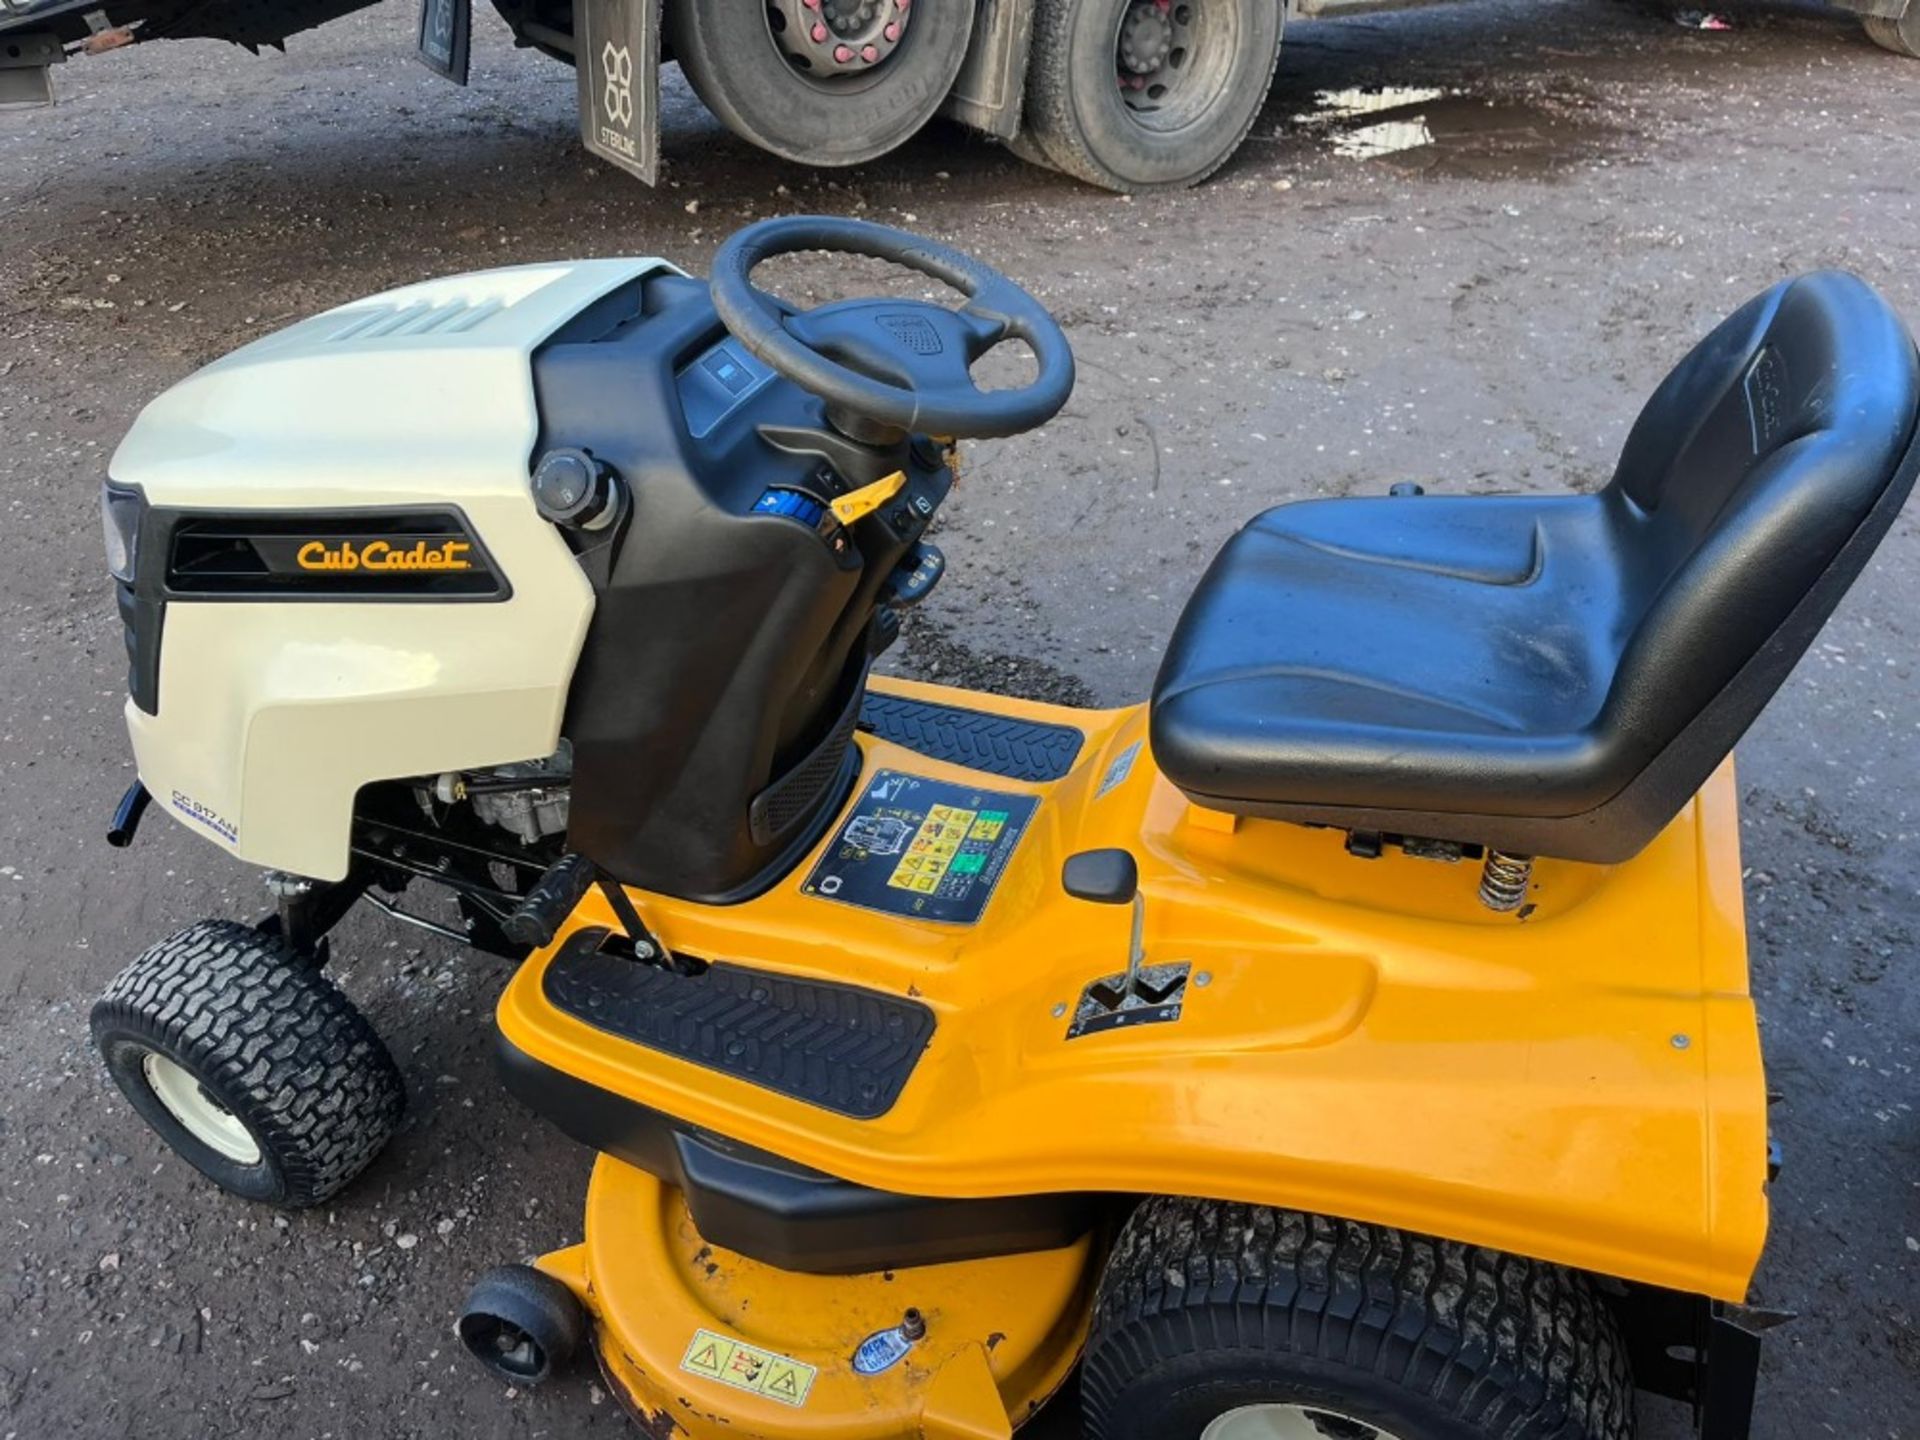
[499,673,1769,1304]
[539,1158,1093,1439]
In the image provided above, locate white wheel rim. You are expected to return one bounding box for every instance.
[1201,1405,1407,1440]
[142,1052,262,1165]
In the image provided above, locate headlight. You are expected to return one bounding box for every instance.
[101,481,145,584]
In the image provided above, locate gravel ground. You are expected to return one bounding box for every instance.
[1,0,1916,1435]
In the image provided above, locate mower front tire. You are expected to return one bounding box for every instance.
[1082,1197,1635,1440]
[92,919,405,1208]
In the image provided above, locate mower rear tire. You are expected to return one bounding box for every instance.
[1081,1197,1636,1440]
[458,1264,587,1386]
[1024,0,1284,192]
[92,919,405,1208]
[1864,9,1920,56]
[668,0,976,166]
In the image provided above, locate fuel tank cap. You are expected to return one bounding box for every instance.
[531,448,623,531]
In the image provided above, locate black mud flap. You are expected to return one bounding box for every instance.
[1610,1285,1780,1440]
[414,0,471,85]
[571,0,659,183]
[942,0,1034,140]
[1699,1311,1767,1440]
[0,32,62,109]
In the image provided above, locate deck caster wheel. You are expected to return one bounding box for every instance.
[1081,1198,1637,1440]
[91,919,405,1208]
[1864,8,1920,56]
[458,1265,587,1386]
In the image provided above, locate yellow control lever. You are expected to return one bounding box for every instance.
[829,470,907,526]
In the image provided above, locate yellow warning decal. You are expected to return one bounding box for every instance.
[886,804,977,893]
[680,1328,817,1409]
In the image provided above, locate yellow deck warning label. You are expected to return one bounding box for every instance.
[680,1328,817,1408]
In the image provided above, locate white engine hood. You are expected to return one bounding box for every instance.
[114,258,680,880]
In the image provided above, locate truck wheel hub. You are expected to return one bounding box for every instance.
[1118,1,1175,76]
[769,0,911,75]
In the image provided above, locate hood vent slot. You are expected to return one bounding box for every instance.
[327,297,506,343]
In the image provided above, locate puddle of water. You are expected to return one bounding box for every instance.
[1333,118,1436,161]
[1301,85,1453,122]
[1300,87,1609,180]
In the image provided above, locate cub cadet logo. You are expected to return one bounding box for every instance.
[296,538,475,573]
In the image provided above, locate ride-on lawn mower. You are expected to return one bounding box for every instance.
[91,215,1918,1439]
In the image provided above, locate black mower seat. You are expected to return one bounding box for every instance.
[1150,272,1920,863]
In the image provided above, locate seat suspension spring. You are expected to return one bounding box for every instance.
[1478,850,1534,913]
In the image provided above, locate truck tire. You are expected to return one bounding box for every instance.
[1024,0,1283,191]
[92,919,405,1208]
[1863,9,1920,56]
[668,0,976,166]
[1082,1197,1636,1440]
[1003,127,1065,172]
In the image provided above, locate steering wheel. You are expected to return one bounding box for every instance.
[709,216,1076,440]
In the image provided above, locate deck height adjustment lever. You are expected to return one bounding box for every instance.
[1061,849,1192,1038]
[1063,849,1147,1002]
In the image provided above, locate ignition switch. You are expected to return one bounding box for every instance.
[531,448,624,531]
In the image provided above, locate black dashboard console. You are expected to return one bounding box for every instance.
[533,269,951,902]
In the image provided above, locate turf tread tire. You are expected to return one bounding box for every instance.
[92,919,405,1207]
[1023,0,1284,193]
[1082,1197,1636,1440]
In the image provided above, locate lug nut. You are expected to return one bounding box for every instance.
[884,20,899,38]
[861,43,879,60]
[811,22,827,40]
[834,42,854,60]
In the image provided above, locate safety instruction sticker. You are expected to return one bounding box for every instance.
[803,771,1040,925]
[680,1328,817,1408]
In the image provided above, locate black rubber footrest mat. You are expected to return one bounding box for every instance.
[542,930,936,1120]
[859,692,1083,782]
